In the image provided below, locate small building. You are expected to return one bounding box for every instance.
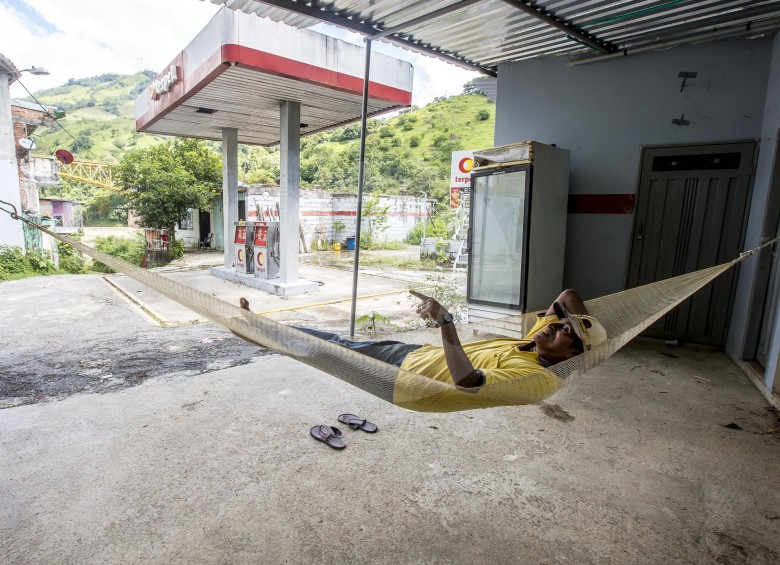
[12,99,58,215]
[38,197,83,235]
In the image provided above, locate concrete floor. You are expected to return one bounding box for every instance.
[2,250,779,563]
[2,340,779,564]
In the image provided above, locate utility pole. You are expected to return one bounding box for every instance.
[0,53,25,250]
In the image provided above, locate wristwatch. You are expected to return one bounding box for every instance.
[438,313,454,326]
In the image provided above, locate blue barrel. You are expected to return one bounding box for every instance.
[346,236,356,250]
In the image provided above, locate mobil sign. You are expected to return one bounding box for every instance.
[450,150,474,208]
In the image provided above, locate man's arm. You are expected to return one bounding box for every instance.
[545,289,588,317]
[409,290,483,388]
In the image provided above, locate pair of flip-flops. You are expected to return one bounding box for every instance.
[310,413,378,450]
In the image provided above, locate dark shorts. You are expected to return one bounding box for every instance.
[292,327,423,367]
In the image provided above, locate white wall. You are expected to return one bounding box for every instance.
[494,35,780,391]
[727,34,780,391]
[245,187,426,247]
[0,74,25,250]
[495,38,772,299]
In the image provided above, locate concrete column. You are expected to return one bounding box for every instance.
[279,100,300,283]
[221,127,238,269]
[0,71,25,250]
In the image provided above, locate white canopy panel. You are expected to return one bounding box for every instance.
[135,7,413,145]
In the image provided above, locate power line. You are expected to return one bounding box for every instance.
[15,78,103,162]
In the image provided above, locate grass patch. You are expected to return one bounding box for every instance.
[0,244,86,282]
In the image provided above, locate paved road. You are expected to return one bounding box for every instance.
[0,274,269,408]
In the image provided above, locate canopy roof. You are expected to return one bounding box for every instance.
[210,0,780,75]
[135,7,413,145]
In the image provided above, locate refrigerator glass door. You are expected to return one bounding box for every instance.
[468,166,530,308]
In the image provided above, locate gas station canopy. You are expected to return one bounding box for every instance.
[135,7,414,145]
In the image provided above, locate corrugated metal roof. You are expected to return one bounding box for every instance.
[10,99,54,113]
[211,0,780,73]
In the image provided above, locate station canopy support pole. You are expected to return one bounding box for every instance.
[349,38,372,338]
[221,127,238,269]
[280,100,301,283]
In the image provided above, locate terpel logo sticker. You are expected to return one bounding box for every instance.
[458,157,473,174]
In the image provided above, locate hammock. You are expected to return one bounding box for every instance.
[4,205,776,413]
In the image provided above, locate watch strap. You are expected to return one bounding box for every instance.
[438,313,454,326]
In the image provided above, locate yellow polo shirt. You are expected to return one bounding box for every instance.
[394,315,563,411]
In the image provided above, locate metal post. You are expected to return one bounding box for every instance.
[221,127,238,268]
[280,100,301,283]
[349,38,372,338]
[420,192,427,240]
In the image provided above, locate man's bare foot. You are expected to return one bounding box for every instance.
[240,297,250,311]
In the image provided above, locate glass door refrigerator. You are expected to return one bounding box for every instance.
[467,141,570,334]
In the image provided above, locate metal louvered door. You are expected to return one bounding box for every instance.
[627,143,756,346]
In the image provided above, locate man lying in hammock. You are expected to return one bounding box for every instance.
[240,288,606,390]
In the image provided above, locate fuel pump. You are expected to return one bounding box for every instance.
[253,221,280,279]
[234,222,255,274]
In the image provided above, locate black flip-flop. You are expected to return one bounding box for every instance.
[338,413,378,433]
[310,425,346,449]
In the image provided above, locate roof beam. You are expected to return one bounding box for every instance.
[367,0,483,41]
[253,0,497,76]
[500,0,617,54]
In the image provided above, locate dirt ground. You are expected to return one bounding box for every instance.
[0,273,268,408]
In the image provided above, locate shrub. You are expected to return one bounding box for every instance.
[92,233,145,272]
[0,245,29,275]
[405,214,455,245]
[355,311,391,336]
[411,273,467,325]
[409,136,420,147]
[26,249,57,274]
[171,238,185,259]
[57,241,85,274]
[432,134,448,147]
[477,109,490,121]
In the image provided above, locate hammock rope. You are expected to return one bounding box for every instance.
[2,200,777,412]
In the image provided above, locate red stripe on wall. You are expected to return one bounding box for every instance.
[138,43,412,131]
[568,194,635,214]
[302,210,425,217]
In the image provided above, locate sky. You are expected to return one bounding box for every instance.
[1,0,480,106]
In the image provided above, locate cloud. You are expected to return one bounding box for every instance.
[5,1,480,107]
[1,0,59,35]
[6,0,220,97]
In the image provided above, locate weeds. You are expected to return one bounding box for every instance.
[407,273,468,329]
[0,244,68,281]
[356,311,392,336]
[92,233,146,273]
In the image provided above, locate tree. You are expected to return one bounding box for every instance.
[361,194,390,248]
[117,138,221,237]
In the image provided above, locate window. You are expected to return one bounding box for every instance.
[178,209,194,230]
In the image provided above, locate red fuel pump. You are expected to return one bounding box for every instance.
[253,221,280,279]
[234,222,255,274]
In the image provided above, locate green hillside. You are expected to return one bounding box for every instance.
[29,72,166,163]
[28,72,494,201]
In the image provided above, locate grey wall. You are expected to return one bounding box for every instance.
[494,35,780,394]
[495,38,773,300]
[727,34,780,390]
